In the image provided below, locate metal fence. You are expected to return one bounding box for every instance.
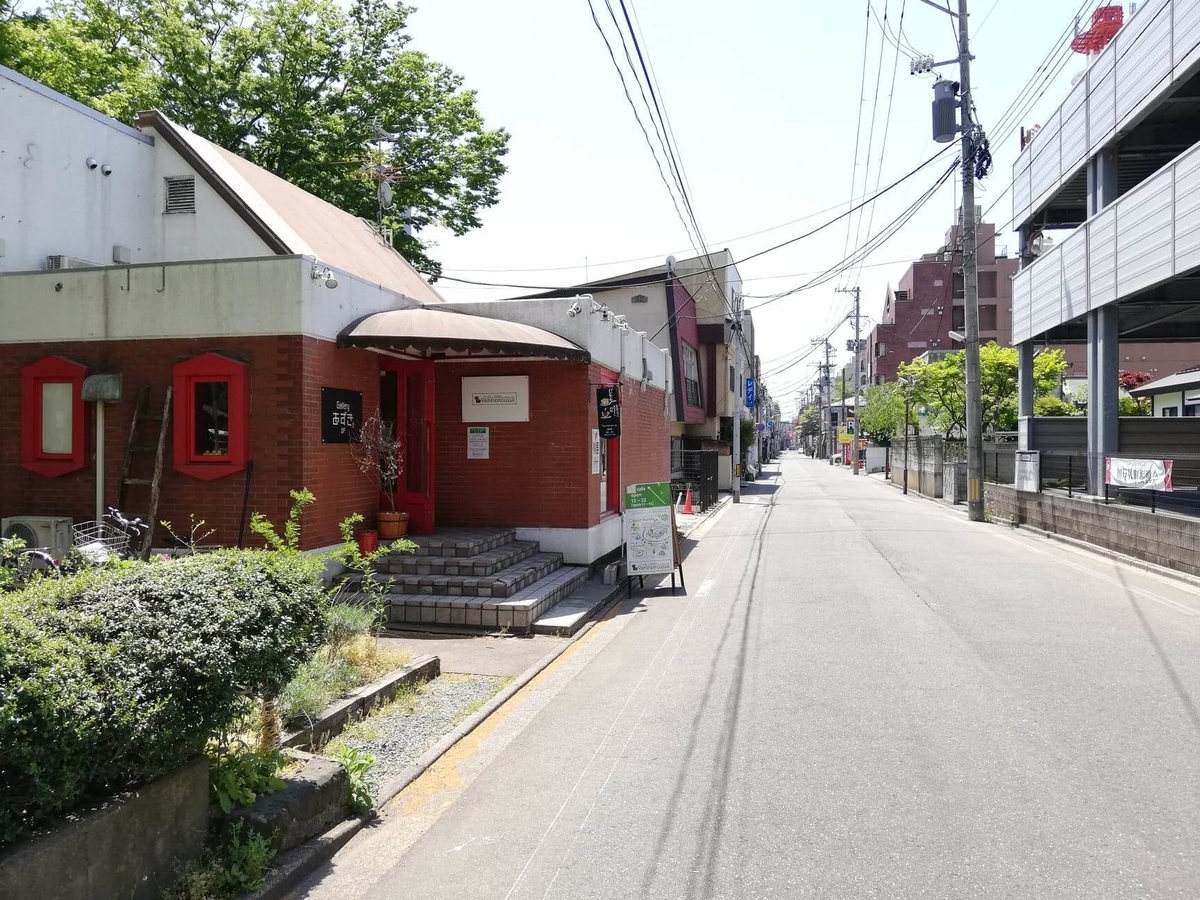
[670,449,719,511]
[982,445,1200,517]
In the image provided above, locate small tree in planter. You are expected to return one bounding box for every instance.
[351,413,408,539]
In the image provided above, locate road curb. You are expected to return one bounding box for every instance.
[245,587,625,900]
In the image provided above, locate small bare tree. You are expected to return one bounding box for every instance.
[351,413,404,510]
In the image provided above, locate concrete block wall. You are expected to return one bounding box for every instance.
[985,484,1200,577]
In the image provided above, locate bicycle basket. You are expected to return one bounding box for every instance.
[72,520,132,556]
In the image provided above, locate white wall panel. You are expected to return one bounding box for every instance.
[1116,167,1174,295]
[1176,0,1200,74]
[1029,245,1063,338]
[1174,145,1200,273]
[1088,206,1118,309]
[1030,114,1061,206]
[1061,230,1089,320]
[1088,54,1117,153]
[1011,269,1032,344]
[1013,162,1032,225]
[1116,3,1173,122]
[1060,105,1088,176]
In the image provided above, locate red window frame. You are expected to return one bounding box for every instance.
[21,356,87,477]
[173,352,250,481]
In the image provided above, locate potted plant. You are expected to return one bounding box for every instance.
[351,413,409,538]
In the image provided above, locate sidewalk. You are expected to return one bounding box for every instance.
[674,491,732,539]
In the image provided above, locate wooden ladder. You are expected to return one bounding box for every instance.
[117,385,172,560]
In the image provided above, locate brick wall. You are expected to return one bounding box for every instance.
[435,360,591,530]
[0,336,304,548]
[0,335,385,550]
[434,360,669,531]
[298,338,383,548]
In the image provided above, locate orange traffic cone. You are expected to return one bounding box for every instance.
[683,488,694,515]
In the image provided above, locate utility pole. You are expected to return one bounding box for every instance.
[922,0,983,520]
[822,340,833,465]
[958,0,984,522]
[837,286,863,474]
[732,304,743,504]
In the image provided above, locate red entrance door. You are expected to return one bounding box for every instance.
[380,360,436,534]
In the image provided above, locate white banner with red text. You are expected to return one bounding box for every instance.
[1105,457,1174,492]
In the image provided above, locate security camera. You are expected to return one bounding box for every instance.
[599,307,611,322]
[567,300,582,318]
[85,158,99,170]
[101,164,113,176]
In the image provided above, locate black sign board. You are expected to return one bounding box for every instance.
[597,385,621,439]
[321,388,362,443]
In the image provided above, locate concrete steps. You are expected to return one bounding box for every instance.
[377,527,594,632]
[383,540,539,578]
[531,579,619,636]
[387,565,589,631]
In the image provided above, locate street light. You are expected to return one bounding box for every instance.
[948,330,965,343]
[898,375,913,496]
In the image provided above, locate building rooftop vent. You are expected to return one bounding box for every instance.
[164,175,196,214]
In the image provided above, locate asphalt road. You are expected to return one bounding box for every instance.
[293,454,1200,899]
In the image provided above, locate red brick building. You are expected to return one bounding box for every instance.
[0,68,670,565]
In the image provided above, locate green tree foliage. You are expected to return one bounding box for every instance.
[857,382,911,445]
[1033,395,1077,417]
[797,405,821,439]
[898,343,1069,436]
[4,0,509,276]
[1119,395,1152,416]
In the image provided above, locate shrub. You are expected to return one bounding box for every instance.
[279,656,360,727]
[0,550,327,845]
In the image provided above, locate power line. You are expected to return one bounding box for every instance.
[838,1,874,292]
[584,0,699,251]
[429,143,957,291]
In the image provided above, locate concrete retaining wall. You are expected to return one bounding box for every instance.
[0,756,208,900]
[985,484,1200,576]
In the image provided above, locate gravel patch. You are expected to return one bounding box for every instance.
[326,673,507,794]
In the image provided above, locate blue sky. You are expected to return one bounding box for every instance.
[411,0,1095,414]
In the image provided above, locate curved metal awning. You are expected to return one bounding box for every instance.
[339,307,589,362]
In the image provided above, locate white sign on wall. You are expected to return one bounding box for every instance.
[1014,450,1040,493]
[467,426,490,460]
[591,429,601,474]
[462,376,529,423]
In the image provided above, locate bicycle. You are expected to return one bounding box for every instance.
[72,507,149,564]
[1,545,63,587]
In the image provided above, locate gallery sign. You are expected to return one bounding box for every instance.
[597,385,621,438]
[320,388,362,443]
[462,376,529,423]
[1106,457,1174,492]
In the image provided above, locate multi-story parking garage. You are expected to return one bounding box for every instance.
[1011,0,1200,491]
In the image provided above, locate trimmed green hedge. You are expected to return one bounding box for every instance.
[0,551,328,845]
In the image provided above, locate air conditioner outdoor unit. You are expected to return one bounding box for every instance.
[2,516,73,560]
[45,255,99,270]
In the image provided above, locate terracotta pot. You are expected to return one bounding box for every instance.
[377,511,410,539]
[357,529,378,555]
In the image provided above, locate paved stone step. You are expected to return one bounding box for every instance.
[531,578,620,636]
[399,528,516,559]
[380,551,563,599]
[387,565,589,632]
[382,540,539,578]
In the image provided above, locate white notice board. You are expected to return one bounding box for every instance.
[591,429,601,474]
[462,376,529,423]
[1014,450,1040,493]
[467,426,490,459]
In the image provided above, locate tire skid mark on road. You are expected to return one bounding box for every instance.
[501,490,760,900]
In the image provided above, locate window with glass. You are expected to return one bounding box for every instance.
[980,304,998,331]
[682,343,702,408]
[21,356,87,477]
[174,353,249,480]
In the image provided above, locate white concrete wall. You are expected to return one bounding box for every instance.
[0,68,157,272]
[447,297,670,387]
[150,133,271,263]
[0,256,415,342]
[0,66,274,273]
